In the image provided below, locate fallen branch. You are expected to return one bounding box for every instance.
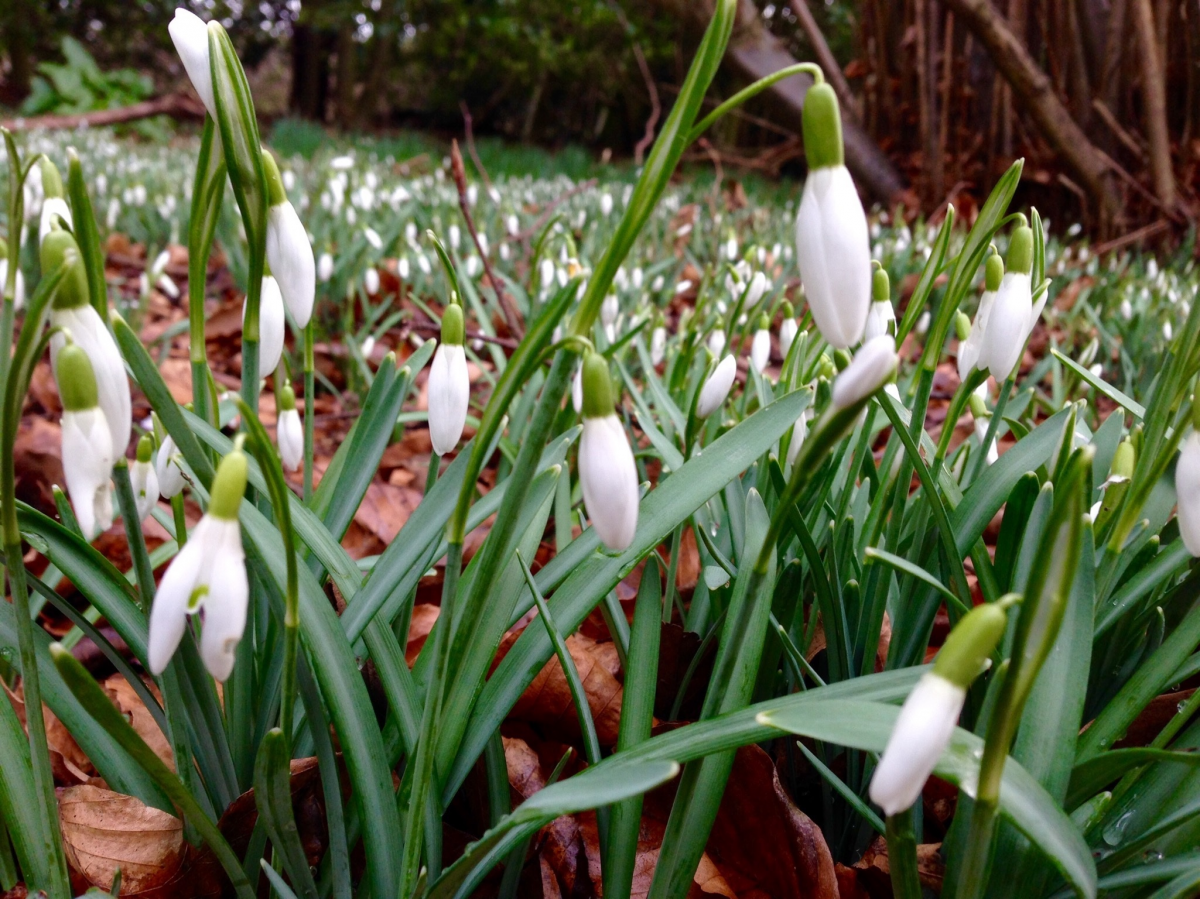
[1,93,205,132]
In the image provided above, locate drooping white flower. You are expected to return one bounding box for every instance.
[0,258,25,311]
[697,355,737,419]
[578,353,639,551]
[572,363,584,413]
[263,152,316,328]
[130,435,159,522]
[245,275,285,377]
[56,344,114,541]
[148,449,249,681]
[600,193,613,216]
[832,335,898,410]
[864,299,895,342]
[744,271,768,309]
[156,435,186,499]
[1177,432,1200,555]
[276,386,303,472]
[317,252,334,282]
[786,409,813,468]
[779,316,798,362]
[364,268,380,294]
[708,329,726,357]
[976,224,1044,381]
[44,231,131,459]
[651,326,667,366]
[428,304,469,455]
[601,294,619,342]
[724,236,738,261]
[168,8,217,119]
[958,258,1002,381]
[751,315,771,373]
[39,197,72,246]
[793,85,870,349]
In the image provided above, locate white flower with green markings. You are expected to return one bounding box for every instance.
[751,314,771,373]
[277,385,303,472]
[130,435,159,522]
[977,221,1045,381]
[863,267,895,341]
[428,303,469,456]
[263,150,315,328]
[697,354,737,419]
[832,335,898,410]
[958,252,1003,380]
[246,275,285,378]
[56,343,114,540]
[167,7,216,118]
[578,352,639,552]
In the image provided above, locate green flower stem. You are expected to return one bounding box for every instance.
[967,372,1015,485]
[935,369,987,470]
[171,493,189,548]
[303,321,315,501]
[241,290,260,415]
[885,812,923,899]
[688,62,824,145]
[112,460,154,610]
[0,130,26,404]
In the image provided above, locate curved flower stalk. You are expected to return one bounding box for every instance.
[156,434,186,499]
[778,300,797,361]
[37,158,72,246]
[750,314,771,373]
[578,352,639,551]
[45,227,131,458]
[869,600,1010,815]
[168,7,217,118]
[148,445,249,681]
[130,434,160,522]
[977,220,1045,381]
[794,80,871,349]
[863,265,895,341]
[697,354,737,418]
[246,274,285,378]
[276,384,303,471]
[262,149,315,328]
[428,302,469,456]
[957,251,1002,380]
[56,343,114,540]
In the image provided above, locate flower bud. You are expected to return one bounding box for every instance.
[56,344,115,540]
[156,434,186,499]
[745,271,768,308]
[38,158,72,245]
[778,300,798,360]
[168,7,217,119]
[263,149,315,328]
[130,434,159,522]
[708,329,726,357]
[148,447,249,680]
[428,304,469,455]
[751,314,771,373]
[786,408,812,468]
[831,335,897,410]
[1177,432,1200,556]
[697,354,737,419]
[277,385,303,472]
[579,353,639,551]
[651,324,667,367]
[317,252,334,282]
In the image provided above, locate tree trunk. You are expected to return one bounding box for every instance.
[335,25,357,131]
[938,0,1122,223]
[291,24,329,121]
[7,0,32,102]
[1132,0,1176,208]
[788,0,862,122]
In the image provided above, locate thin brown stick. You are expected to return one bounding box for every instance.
[631,42,661,166]
[2,93,204,131]
[409,319,518,349]
[1091,218,1171,255]
[1091,99,1146,161]
[511,179,599,244]
[449,140,524,338]
[788,0,863,121]
[458,102,495,196]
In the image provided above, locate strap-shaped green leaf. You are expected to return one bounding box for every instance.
[253,729,319,899]
[65,148,107,319]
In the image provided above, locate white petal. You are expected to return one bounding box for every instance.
[779,318,797,361]
[751,329,771,373]
[147,517,212,674]
[50,305,132,457]
[428,344,469,455]
[957,290,996,381]
[277,408,304,472]
[1177,433,1200,556]
[832,335,897,410]
[697,355,737,418]
[863,301,895,341]
[978,272,1033,381]
[266,203,315,328]
[650,327,667,366]
[168,8,216,119]
[707,330,726,357]
[579,415,640,551]
[0,261,25,311]
[786,411,810,468]
[156,436,186,498]
[247,275,286,377]
[795,167,870,348]
[130,459,159,522]
[61,408,114,540]
[39,198,73,245]
[868,673,965,815]
[197,520,249,681]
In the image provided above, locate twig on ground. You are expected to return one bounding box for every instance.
[2,93,205,131]
[511,178,599,244]
[458,102,495,196]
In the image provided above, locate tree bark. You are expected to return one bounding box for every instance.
[787,0,862,122]
[2,94,205,132]
[335,25,357,131]
[1131,0,1176,208]
[938,0,1122,222]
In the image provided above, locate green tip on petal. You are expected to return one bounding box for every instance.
[985,252,1005,291]
[801,82,844,170]
[781,299,795,319]
[209,449,248,521]
[40,229,90,310]
[261,147,287,207]
[757,313,770,330]
[1006,224,1034,275]
[56,343,99,411]
[1112,439,1135,479]
[40,156,64,198]
[872,267,890,303]
[932,601,1010,687]
[581,351,615,418]
[833,348,852,372]
[968,392,988,419]
[136,434,154,463]
[955,310,971,341]
[441,302,465,346]
[279,384,296,411]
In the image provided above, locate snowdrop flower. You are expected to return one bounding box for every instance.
[751,315,771,373]
[977,221,1045,381]
[863,266,895,341]
[1119,298,1133,321]
[148,446,249,681]
[1176,431,1200,555]
[245,275,285,377]
[650,320,667,367]
[44,229,132,458]
[276,385,303,472]
[130,435,159,522]
[448,224,461,250]
[697,355,737,419]
[478,233,490,257]
[364,226,383,250]
[600,193,613,216]
[364,268,380,294]
[957,253,1003,381]
[708,330,726,357]
[0,240,25,310]
[418,254,432,275]
[156,434,186,498]
[724,236,738,261]
[631,268,644,290]
[538,257,555,291]
[778,300,798,361]
[786,408,813,468]
[56,343,114,540]
[578,353,639,551]
[793,83,871,349]
[168,7,216,118]
[506,214,519,237]
[571,363,585,413]
[361,335,376,359]
[330,155,354,171]
[869,601,1009,815]
[601,294,619,342]
[832,335,898,410]
[37,159,72,246]
[317,252,334,282]
[428,303,469,455]
[745,271,768,309]
[261,152,315,328]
